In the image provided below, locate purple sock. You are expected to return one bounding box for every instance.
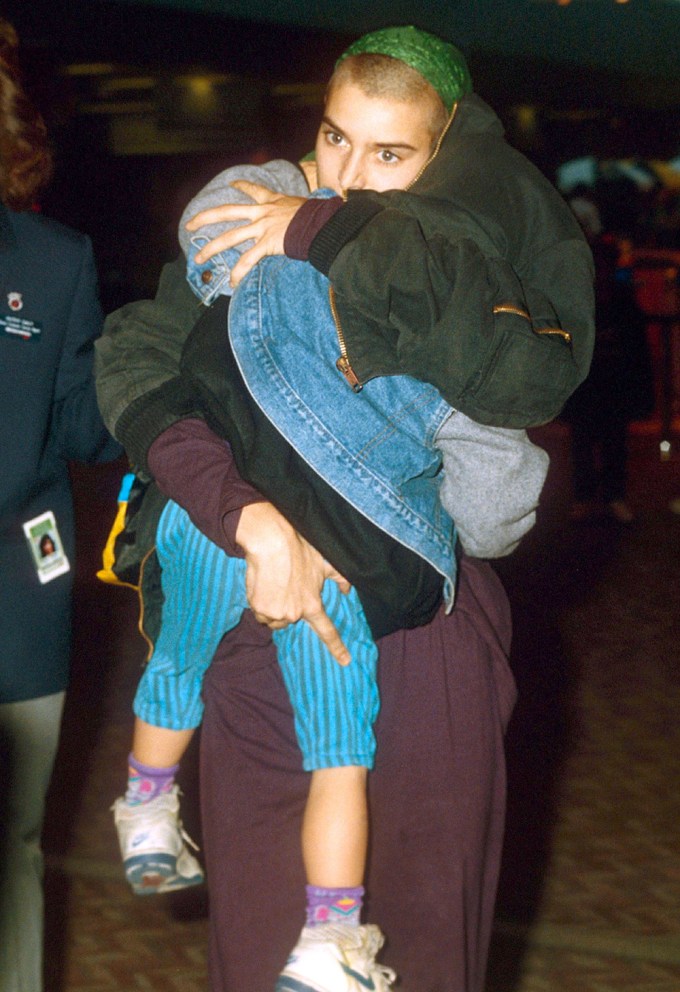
[125,752,179,805]
[305,885,364,927]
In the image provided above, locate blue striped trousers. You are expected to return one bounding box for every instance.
[133,500,379,770]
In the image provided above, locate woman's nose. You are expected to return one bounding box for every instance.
[339,154,365,191]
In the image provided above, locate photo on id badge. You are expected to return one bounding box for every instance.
[23,510,70,584]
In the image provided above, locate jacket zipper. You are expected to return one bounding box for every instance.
[405,102,458,192]
[330,285,362,391]
[493,304,573,344]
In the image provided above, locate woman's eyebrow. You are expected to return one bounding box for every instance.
[321,115,417,151]
[373,140,418,151]
[320,114,344,133]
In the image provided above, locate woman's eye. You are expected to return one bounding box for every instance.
[379,150,399,164]
[326,131,344,146]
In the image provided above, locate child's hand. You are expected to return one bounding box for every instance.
[235,501,352,666]
[185,181,306,288]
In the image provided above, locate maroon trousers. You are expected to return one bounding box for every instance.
[200,557,516,992]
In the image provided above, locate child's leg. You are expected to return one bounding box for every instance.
[273,578,379,774]
[114,500,249,893]
[274,576,378,905]
[132,500,248,734]
[132,721,194,767]
[303,765,368,889]
[273,581,394,990]
[302,766,368,932]
[124,721,194,805]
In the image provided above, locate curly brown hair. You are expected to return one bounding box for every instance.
[0,17,53,210]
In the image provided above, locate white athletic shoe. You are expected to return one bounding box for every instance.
[275,923,396,992]
[111,785,204,895]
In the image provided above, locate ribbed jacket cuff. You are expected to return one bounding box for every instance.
[115,378,205,476]
[308,194,385,275]
[284,197,343,260]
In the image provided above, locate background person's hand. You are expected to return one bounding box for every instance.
[185,180,306,287]
[234,500,352,666]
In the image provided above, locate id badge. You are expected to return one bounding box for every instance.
[22,511,71,584]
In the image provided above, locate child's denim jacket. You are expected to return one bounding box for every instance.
[230,255,457,606]
[182,166,457,606]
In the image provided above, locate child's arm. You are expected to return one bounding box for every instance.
[186,173,595,430]
[178,160,309,303]
[300,189,595,429]
[180,172,548,563]
[435,411,549,558]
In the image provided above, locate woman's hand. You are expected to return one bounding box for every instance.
[185,180,306,288]
[235,501,352,666]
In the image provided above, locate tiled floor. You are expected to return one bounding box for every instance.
[489,422,680,991]
[42,421,680,991]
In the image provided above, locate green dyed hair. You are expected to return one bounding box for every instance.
[336,25,473,111]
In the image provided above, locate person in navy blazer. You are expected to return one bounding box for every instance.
[0,17,121,991]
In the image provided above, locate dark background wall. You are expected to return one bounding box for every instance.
[4,0,679,305]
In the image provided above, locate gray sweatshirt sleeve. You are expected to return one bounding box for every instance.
[435,410,549,558]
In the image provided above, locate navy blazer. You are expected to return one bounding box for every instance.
[0,203,121,702]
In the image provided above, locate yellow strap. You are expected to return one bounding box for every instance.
[96,499,136,587]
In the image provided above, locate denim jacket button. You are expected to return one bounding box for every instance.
[201,270,213,284]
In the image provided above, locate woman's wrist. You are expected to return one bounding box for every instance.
[234,500,293,555]
[284,196,344,261]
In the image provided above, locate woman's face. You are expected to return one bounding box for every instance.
[315,81,439,195]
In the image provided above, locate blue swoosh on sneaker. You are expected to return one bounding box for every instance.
[341,964,376,990]
[274,977,320,992]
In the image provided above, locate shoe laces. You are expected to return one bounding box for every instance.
[357,927,396,990]
[323,925,395,990]
[172,788,201,852]
[367,961,396,990]
[178,822,200,852]
[289,924,397,990]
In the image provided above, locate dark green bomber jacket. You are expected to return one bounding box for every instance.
[95,94,594,639]
[97,94,594,471]
[308,93,596,428]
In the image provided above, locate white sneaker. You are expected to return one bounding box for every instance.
[111,785,204,895]
[275,923,396,992]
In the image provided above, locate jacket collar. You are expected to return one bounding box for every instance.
[448,93,506,143]
[413,93,505,195]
